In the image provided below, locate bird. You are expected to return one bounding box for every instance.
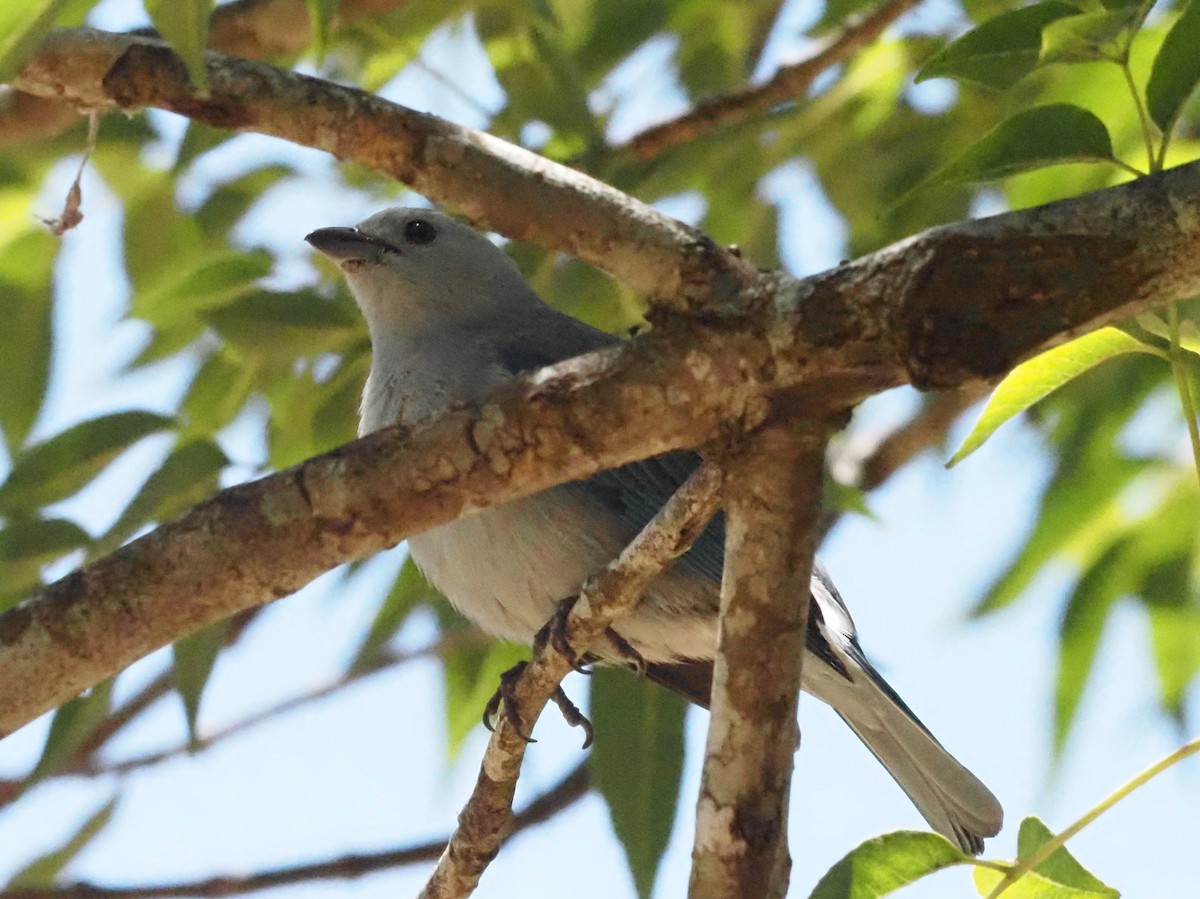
[305,206,1003,854]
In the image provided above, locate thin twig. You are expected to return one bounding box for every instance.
[619,0,922,162]
[419,462,724,899]
[0,762,590,899]
[86,633,483,778]
[818,384,985,537]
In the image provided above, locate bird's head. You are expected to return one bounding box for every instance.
[306,207,541,341]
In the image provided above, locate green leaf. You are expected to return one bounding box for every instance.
[972,453,1147,616]
[0,0,82,83]
[808,831,967,898]
[974,817,1119,897]
[0,411,176,513]
[935,105,1118,188]
[6,797,118,889]
[307,0,341,62]
[133,250,274,326]
[441,639,530,755]
[1148,0,1200,147]
[192,165,293,240]
[1147,604,1200,720]
[0,517,90,609]
[589,668,687,899]
[1016,817,1118,896]
[204,289,359,360]
[173,618,231,743]
[974,868,1120,898]
[949,328,1160,465]
[1040,8,1143,64]
[181,350,256,432]
[312,350,370,453]
[0,228,56,452]
[144,0,214,92]
[916,1,1083,90]
[30,681,113,780]
[349,557,442,673]
[1054,538,1131,756]
[96,439,228,555]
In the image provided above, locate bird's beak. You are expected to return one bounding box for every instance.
[305,227,399,262]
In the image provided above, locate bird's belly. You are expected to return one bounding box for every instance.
[408,492,621,645]
[406,490,720,663]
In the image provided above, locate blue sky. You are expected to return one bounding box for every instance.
[0,1,1197,897]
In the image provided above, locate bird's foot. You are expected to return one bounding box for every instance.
[550,685,594,749]
[482,660,595,749]
[602,628,647,677]
[533,596,592,674]
[482,660,536,743]
[533,596,647,677]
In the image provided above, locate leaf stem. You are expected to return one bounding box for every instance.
[1167,304,1200,489]
[985,735,1200,899]
[1121,62,1158,172]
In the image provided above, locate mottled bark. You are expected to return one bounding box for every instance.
[690,424,829,898]
[4,21,1200,758]
[0,0,410,148]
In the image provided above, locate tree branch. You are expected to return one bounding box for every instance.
[690,423,829,898]
[0,0,411,149]
[4,23,1200,741]
[619,0,922,162]
[0,762,590,899]
[852,385,988,491]
[85,632,485,778]
[14,27,756,312]
[419,462,723,898]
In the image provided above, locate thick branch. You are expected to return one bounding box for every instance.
[690,424,828,898]
[0,157,1195,737]
[420,462,723,899]
[0,762,590,899]
[14,28,757,312]
[620,0,921,162]
[0,0,410,149]
[5,24,1200,739]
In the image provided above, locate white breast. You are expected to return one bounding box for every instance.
[407,489,721,663]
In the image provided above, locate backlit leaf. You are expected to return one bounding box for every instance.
[0,0,82,83]
[950,328,1160,465]
[808,831,967,898]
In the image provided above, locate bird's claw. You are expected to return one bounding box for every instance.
[551,685,594,749]
[482,661,595,749]
[483,661,536,743]
[603,628,647,677]
[533,596,592,674]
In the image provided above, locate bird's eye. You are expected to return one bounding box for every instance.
[404,219,438,245]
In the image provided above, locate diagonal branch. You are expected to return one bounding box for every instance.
[14,28,757,313]
[0,149,1194,739]
[420,461,723,899]
[4,24,1200,742]
[690,423,830,897]
[0,0,411,149]
[619,0,922,162]
[0,762,591,899]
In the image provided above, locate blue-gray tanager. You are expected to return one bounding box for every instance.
[306,208,1003,854]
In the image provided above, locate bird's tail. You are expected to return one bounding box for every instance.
[825,660,1003,855]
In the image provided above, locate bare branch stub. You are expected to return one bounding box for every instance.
[690,423,829,899]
